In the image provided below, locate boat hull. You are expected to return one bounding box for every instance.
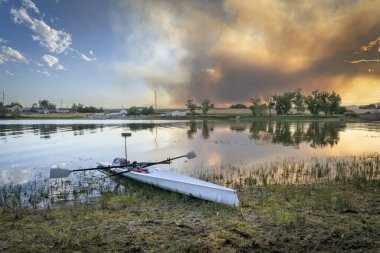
[100,164,239,207]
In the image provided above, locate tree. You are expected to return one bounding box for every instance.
[141,106,155,115]
[327,91,341,115]
[9,102,23,108]
[336,106,348,114]
[186,99,197,116]
[249,97,266,116]
[39,99,56,110]
[128,106,139,116]
[272,92,295,115]
[305,90,322,116]
[263,96,275,116]
[10,107,21,118]
[201,99,214,116]
[293,88,305,114]
[318,90,330,115]
[0,102,6,118]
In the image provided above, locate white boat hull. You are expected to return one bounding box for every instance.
[99,164,239,207]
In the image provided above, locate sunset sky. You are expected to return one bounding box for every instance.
[1,0,380,108]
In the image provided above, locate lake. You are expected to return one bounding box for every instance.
[1,119,380,208]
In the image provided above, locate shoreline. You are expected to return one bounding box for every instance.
[0,113,366,122]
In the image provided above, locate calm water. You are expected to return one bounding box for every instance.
[1,119,380,181]
[1,119,380,207]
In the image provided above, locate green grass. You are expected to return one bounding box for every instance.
[1,154,379,252]
[1,177,379,252]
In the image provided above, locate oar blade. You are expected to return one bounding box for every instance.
[50,168,72,179]
[185,151,197,159]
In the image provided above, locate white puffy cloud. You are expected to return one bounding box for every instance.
[42,54,58,67]
[22,0,39,14]
[11,7,71,53]
[42,54,64,70]
[0,46,29,64]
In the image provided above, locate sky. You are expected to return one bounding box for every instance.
[1,0,380,108]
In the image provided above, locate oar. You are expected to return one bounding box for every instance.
[50,165,131,179]
[106,151,197,178]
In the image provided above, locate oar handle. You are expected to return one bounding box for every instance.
[73,167,103,172]
[73,165,127,172]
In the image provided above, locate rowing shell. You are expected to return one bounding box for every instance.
[98,163,239,207]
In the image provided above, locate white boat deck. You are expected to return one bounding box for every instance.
[99,163,239,206]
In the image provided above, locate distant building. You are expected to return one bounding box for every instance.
[5,105,22,112]
[120,109,128,116]
[171,110,186,117]
[107,109,128,117]
[5,104,23,113]
[38,108,50,114]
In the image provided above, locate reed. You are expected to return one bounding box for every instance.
[186,153,380,190]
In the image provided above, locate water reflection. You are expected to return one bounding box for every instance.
[187,121,197,139]
[2,120,346,149]
[249,121,344,148]
[184,120,344,149]
[0,124,104,139]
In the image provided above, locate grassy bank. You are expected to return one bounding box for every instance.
[0,107,362,121]
[19,113,89,119]
[2,112,360,122]
[1,178,379,252]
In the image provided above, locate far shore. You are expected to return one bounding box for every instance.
[2,108,378,121]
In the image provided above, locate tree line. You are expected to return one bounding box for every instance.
[71,103,104,113]
[230,89,345,117]
[186,99,214,116]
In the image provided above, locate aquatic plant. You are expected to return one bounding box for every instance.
[187,153,380,190]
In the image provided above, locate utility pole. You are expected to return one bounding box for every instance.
[155,90,157,110]
[2,91,4,104]
[60,99,62,109]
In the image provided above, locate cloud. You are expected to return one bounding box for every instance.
[80,51,96,61]
[42,54,58,66]
[358,37,380,51]
[349,59,380,64]
[0,46,29,64]
[11,7,72,53]
[113,0,380,106]
[0,38,7,44]
[22,0,39,14]
[349,36,380,64]
[42,54,64,70]
[36,69,50,76]
[5,70,15,75]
